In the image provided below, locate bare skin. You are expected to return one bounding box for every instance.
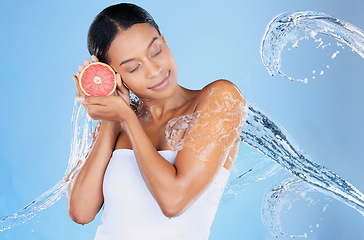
[68,23,246,224]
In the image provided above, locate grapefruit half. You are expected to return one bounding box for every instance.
[79,62,117,96]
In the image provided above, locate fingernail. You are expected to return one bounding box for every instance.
[76,96,85,102]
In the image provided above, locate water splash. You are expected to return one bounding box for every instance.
[262,177,322,238]
[242,105,364,214]
[165,111,201,151]
[0,181,66,232]
[1,100,96,232]
[223,156,282,200]
[261,11,364,83]
[240,105,364,237]
[257,10,364,237]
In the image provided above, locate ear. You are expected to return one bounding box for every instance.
[158,27,167,43]
[161,34,167,43]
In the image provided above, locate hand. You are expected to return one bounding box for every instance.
[72,55,98,98]
[72,56,133,122]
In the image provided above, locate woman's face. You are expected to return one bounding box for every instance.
[107,23,178,101]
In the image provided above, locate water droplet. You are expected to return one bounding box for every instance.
[331,50,340,59]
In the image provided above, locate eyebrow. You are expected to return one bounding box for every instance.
[119,36,159,66]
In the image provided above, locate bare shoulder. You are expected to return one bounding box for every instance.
[196,79,245,109]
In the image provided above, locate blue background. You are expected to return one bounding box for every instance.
[0,0,363,239]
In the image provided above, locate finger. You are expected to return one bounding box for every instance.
[77,96,108,106]
[77,64,85,78]
[88,104,105,116]
[78,64,84,72]
[72,75,79,96]
[84,59,90,67]
[72,75,86,97]
[116,73,129,95]
[91,55,99,63]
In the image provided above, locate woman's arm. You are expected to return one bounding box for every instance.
[68,57,124,224]
[68,120,120,224]
[121,80,246,218]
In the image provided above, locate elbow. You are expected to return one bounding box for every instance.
[68,209,95,225]
[159,197,188,219]
[157,182,196,218]
[68,205,96,225]
[161,205,183,219]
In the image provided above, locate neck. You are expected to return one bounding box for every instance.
[138,85,194,122]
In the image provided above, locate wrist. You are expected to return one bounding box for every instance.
[100,120,121,136]
[119,108,137,129]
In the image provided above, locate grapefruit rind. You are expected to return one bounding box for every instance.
[79,62,117,97]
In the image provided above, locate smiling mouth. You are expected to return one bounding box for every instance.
[149,72,170,90]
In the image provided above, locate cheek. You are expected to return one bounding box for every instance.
[120,75,144,92]
[162,48,176,68]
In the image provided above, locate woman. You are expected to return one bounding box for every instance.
[68,3,246,239]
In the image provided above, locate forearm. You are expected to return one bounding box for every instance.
[68,121,120,223]
[122,114,183,215]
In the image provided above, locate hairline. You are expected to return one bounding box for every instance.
[103,22,161,64]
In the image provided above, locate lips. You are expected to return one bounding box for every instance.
[149,72,170,90]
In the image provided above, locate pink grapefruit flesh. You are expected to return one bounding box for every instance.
[79,62,117,97]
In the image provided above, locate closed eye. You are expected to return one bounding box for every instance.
[150,42,162,57]
[152,49,161,57]
[129,44,161,73]
[129,64,140,73]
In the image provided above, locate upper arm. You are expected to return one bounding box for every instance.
[172,80,246,209]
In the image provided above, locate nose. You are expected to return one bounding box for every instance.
[145,59,162,79]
